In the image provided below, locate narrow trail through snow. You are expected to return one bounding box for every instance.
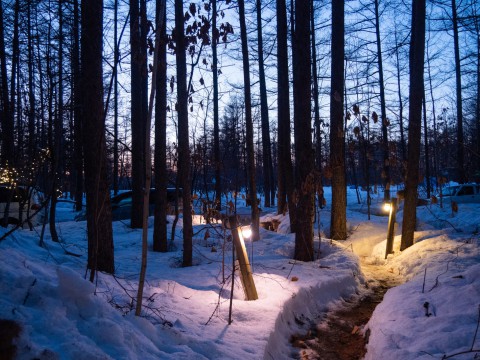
[290,256,402,360]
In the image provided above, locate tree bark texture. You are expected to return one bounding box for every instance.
[154,0,168,253]
[311,0,322,174]
[276,0,295,231]
[452,0,466,183]
[212,0,222,209]
[81,0,115,277]
[374,0,391,200]
[329,0,347,240]
[401,0,426,251]
[130,0,147,228]
[0,1,12,166]
[175,0,194,265]
[293,0,314,261]
[256,0,273,208]
[238,0,260,240]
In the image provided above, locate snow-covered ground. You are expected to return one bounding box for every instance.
[0,187,479,359]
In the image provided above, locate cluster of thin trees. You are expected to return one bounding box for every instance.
[0,0,479,286]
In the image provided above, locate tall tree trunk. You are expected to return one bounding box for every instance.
[292,0,314,261]
[73,0,83,212]
[311,0,321,174]
[276,0,295,230]
[401,0,426,251]
[175,0,194,264]
[426,28,439,186]
[212,0,221,209]
[238,0,260,240]
[476,9,480,176]
[452,0,465,183]
[50,0,65,242]
[422,94,431,198]
[374,0,391,200]
[153,0,168,253]
[113,0,119,196]
[130,0,147,228]
[256,0,273,208]
[16,62,23,163]
[329,0,347,240]
[0,1,11,166]
[394,26,407,165]
[136,0,165,316]
[3,0,19,167]
[27,1,36,165]
[81,0,115,277]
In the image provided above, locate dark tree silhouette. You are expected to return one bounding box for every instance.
[401,0,426,251]
[293,0,314,261]
[153,0,168,253]
[238,0,260,240]
[81,0,114,278]
[329,0,347,240]
[175,0,194,265]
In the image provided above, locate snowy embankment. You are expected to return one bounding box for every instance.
[0,208,364,360]
[1,190,479,359]
[364,204,480,360]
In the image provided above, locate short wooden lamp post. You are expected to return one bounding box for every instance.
[384,197,397,259]
[229,215,258,301]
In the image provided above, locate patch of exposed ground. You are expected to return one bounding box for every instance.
[290,262,401,360]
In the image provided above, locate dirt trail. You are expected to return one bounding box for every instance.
[290,260,401,360]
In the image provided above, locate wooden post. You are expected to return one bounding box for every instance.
[229,215,258,300]
[385,197,397,259]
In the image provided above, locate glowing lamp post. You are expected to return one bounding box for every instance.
[384,197,397,259]
[229,215,258,301]
[241,226,252,240]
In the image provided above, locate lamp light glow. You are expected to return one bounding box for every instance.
[241,226,252,239]
[383,202,392,212]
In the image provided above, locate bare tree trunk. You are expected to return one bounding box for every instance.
[10,0,20,163]
[476,9,480,175]
[329,0,347,240]
[27,2,36,166]
[256,0,273,208]
[0,1,11,166]
[426,28,439,186]
[238,0,260,240]
[422,94,431,198]
[130,0,147,228]
[136,0,165,315]
[276,0,295,230]
[153,0,168,253]
[452,0,466,183]
[311,0,321,175]
[113,0,119,196]
[175,0,194,264]
[73,0,83,212]
[374,0,391,200]
[81,0,115,277]
[292,0,314,261]
[50,0,65,242]
[212,0,222,210]
[394,27,407,166]
[2,0,18,167]
[401,0,426,251]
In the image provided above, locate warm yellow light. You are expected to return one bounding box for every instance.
[241,226,252,239]
[383,202,392,212]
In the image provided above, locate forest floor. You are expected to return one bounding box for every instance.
[290,261,401,360]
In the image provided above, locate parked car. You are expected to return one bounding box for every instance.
[440,183,480,204]
[75,188,183,222]
[0,185,46,226]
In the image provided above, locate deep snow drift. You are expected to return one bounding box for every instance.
[0,187,479,359]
